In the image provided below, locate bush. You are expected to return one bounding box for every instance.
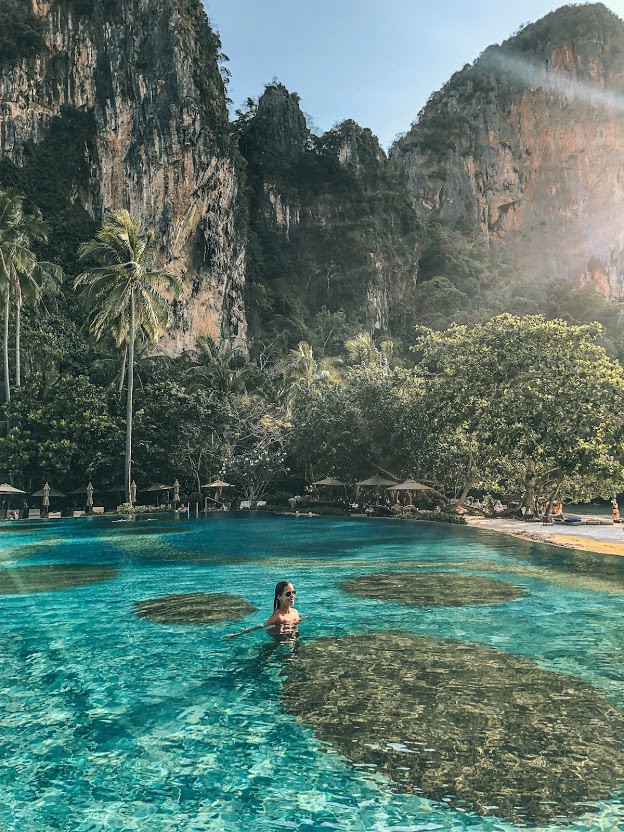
[401,510,467,525]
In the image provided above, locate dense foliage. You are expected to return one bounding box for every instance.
[0,0,46,66]
[2,6,624,511]
[1,188,623,509]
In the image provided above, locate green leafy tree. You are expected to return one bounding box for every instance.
[223,395,290,503]
[74,210,182,502]
[132,379,230,494]
[0,374,123,488]
[412,315,624,507]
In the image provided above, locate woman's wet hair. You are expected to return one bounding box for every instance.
[274,580,292,610]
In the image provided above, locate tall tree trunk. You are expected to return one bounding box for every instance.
[14,291,21,387]
[3,288,10,404]
[118,344,127,397]
[455,478,475,511]
[521,460,537,516]
[125,292,135,504]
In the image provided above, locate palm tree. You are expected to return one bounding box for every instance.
[276,340,343,415]
[184,337,250,395]
[74,210,182,503]
[345,333,394,370]
[0,190,62,402]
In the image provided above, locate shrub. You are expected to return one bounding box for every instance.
[401,510,467,525]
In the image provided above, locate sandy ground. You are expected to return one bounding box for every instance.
[464,516,624,556]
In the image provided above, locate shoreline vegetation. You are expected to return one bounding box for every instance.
[3,201,624,533]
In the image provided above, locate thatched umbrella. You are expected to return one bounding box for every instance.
[357,475,397,488]
[141,483,172,506]
[357,475,397,503]
[313,477,348,487]
[32,484,65,499]
[202,480,232,503]
[32,483,65,517]
[0,483,27,518]
[0,483,26,494]
[357,474,398,505]
[313,476,350,502]
[386,479,436,506]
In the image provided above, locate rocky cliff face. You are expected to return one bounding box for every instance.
[240,85,420,340]
[392,3,624,298]
[0,0,246,351]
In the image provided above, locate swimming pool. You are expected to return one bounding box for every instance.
[1,513,623,831]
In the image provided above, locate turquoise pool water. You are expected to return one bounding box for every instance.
[1,513,624,831]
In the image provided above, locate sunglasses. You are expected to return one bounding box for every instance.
[284,590,297,597]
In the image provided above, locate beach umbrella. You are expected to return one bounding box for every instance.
[32,484,65,499]
[386,479,435,492]
[357,475,397,488]
[0,483,27,494]
[173,479,180,503]
[141,482,173,506]
[70,484,100,495]
[86,482,94,508]
[313,477,348,487]
[356,474,398,503]
[0,483,27,517]
[386,479,436,507]
[130,480,137,505]
[201,480,232,502]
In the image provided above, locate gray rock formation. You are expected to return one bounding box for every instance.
[392,3,624,298]
[0,0,246,351]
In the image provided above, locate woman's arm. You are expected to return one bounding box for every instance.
[223,622,271,639]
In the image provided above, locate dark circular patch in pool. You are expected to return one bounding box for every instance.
[133,592,258,625]
[342,570,525,606]
[0,564,118,594]
[282,633,624,824]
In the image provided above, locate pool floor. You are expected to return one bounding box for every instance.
[1,513,624,831]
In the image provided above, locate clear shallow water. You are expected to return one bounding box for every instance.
[0,514,624,831]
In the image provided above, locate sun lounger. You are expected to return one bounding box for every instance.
[92,506,105,515]
[257,500,267,507]
[28,508,41,519]
[239,500,252,509]
[48,511,62,519]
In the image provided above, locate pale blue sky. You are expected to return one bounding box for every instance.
[203,0,624,149]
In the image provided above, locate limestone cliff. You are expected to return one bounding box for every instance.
[0,0,246,351]
[392,3,624,298]
[239,84,421,341]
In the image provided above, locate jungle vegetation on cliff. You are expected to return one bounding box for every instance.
[1,3,624,510]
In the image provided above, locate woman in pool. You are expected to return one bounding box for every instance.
[263,580,301,636]
[223,580,303,639]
